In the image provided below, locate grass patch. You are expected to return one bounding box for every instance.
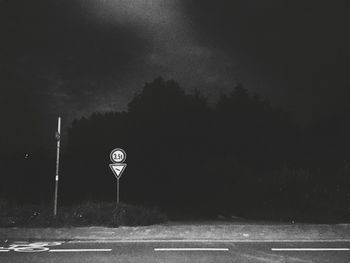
[0,200,167,227]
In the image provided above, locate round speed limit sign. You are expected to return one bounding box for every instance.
[110,148,126,163]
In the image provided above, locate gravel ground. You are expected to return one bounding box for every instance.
[1,221,350,241]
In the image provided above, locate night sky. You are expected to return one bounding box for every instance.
[1,0,349,152]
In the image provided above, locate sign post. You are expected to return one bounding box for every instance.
[109,148,127,205]
[117,178,119,204]
[54,116,61,217]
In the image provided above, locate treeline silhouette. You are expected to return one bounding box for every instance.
[1,77,350,219]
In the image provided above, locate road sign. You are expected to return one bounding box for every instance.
[109,163,127,180]
[110,148,126,163]
[109,148,127,204]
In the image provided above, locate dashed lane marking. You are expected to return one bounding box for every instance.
[49,249,112,252]
[154,248,229,251]
[272,248,350,251]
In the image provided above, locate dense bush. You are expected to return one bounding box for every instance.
[0,200,167,227]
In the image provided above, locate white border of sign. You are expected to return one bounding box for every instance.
[109,163,127,179]
[110,148,127,163]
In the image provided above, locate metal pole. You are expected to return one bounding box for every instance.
[54,116,61,217]
[117,179,120,205]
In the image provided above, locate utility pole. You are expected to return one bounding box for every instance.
[54,116,61,217]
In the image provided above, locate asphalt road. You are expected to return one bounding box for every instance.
[1,240,350,262]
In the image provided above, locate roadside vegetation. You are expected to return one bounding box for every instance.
[2,78,350,222]
[0,200,167,227]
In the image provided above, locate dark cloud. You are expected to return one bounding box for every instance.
[183,0,350,121]
[0,0,151,152]
[2,0,349,152]
[0,0,150,82]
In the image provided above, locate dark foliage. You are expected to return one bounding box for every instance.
[1,77,350,221]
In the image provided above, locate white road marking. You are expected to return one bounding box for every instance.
[0,241,64,253]
[15,247,49,252]
[272,248,350,251]
[154,248,229,251]
[0,242,111,253]
[49,249,112,252]
[69,239,350,243]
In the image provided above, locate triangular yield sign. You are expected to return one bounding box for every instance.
[109,163,127,179]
